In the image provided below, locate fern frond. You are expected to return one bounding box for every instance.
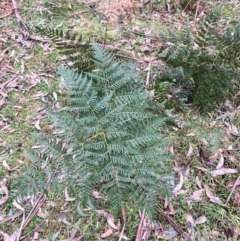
[14,45,172,218]
[36,27,93,72]
[156,6,240,112]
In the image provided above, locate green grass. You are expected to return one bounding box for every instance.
[1,0,240,239]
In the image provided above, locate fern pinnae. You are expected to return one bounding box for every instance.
[14,45,172,218]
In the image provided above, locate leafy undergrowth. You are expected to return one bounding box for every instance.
[0,0,240,240]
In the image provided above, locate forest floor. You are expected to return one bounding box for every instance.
[0,0,240,240]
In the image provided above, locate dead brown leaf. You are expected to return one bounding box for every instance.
[59,212,72,225]
[2,160,19,172]
[227,179,240,188]
[195,176,202,189]
[229,124,240,136]
[35,119,41,130]
[95,210,119,230]
[210,167,238,177]
[195,215,207,225]
[13,199,24,212]
[186,212,195,233]
[0,97,6,107]
[101,228,114,238]
[60,228,84,241]
[188,189,204,202]
[195,166,208,172]
[0,181,9,206]
[92,190,104,199]
[228,223,239,239]
[0,211,22,224]
[186,144,193,158]
[215,153,224,169]
[234,192,240,206]
[209,153,218,164]
[165,203,176,215]
[158,228,178,239]
[0,229,19,241]
[204,184,225,206]
[172,168,184,195]
[198,146,210,162]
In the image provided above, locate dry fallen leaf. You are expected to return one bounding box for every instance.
[2,160,19,172]
[188,189,204,202]
[215,154,224,169]
[13,199,24,212]
[186,212,195,233]
[229,124,240,136]
[195,215,207,225]
[161,228,178,239]
[234,192,240,207]
[60,228,84,241]
[35,119,41,130]
[59,212,72,225]
[2,160,11,170]
[183,166,190,178]
[0,211,23,225]
[95,210,119,230]
[196,166,208,172]
[0,97,6,107]
[209,153,218,164]
[195,176,202,189]
[92,190,105,199]
[210,168,238,177]
[165,203,176,215]
[204,184,225,206]
[101,228,114,238]
[0,182,9,206]
[0,229,19,241]
[226,179,240,188]
[228,223,239,239]
[186,143,193,158]
[172,168,184,195]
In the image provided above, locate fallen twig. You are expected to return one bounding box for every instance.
[225,174,240,205]
[146,62,152,87]
[28,35,52,43]
[11,0,29,35]
[0,211,23,224]
[22,193,46,230]
[0,9,14,19]
[135,210,145,241]
[0,75,18,90]
[157,207,190,240]
[118,206,126,241]
[26,35,161,65]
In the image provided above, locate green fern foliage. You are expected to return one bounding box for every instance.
[14,45,172,217]
[156,6,240,112]
[36,26,94,72]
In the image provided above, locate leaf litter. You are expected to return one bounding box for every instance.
[0,0,240,239]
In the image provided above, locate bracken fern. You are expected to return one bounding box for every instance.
[155,6,240,112]
[14,44,172,217]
